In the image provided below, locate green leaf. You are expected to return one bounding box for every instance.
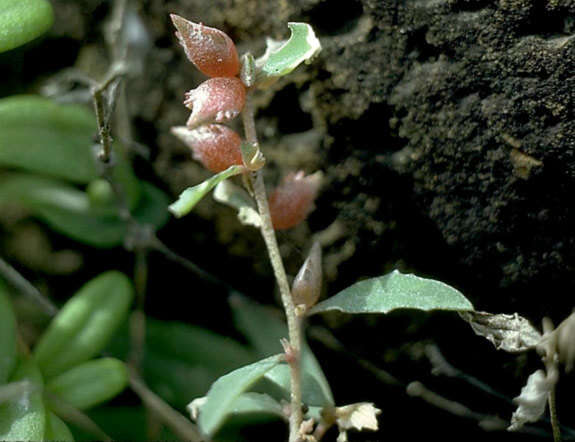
[0,174,168,248]
[169,165,244,218]
[231,295,334,407]
[44,412,74,442]
[0,280,17,384]
[0,96,141,206]
[0,96,97,183]
[257,23,321,82]
[190,392,284,429]
[34,272,134,379]
[0,358,46,441]
[105,318,254,409]
[46,358,128,410]
[198,354,283,437]
[310,270,474,315]
[0,0,53,53]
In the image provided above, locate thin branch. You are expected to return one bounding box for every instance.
[241,92,303,442]
[0,255,58,317]
[46,393,113,441]
[129,370,203,442]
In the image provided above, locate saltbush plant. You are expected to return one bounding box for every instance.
[0,3,572,442]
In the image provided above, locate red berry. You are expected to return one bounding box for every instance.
[170,14,240,78]
[184,77,246,128]
[269,171,321,230]
[171,124,244,173]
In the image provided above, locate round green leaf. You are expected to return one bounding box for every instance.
[0,0,54,53]
[47,358,128,410]
[0,280,17,384]
[0,358,45,441]
[310,270,474,315]
[33,272,134,379]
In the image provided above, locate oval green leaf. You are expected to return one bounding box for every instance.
[257,22,321,81]
[198,354,283,437]
[33,271,134,378]
[231,295,334,407]
[310,270,474,315]
[46,358,128,410]
[0,96,97,183]
[0,174,168,248]
[169,165,244,218]
[0,358,45,441]
[44,412,74,442]
[0,0,54,53]
[0,280,17,384]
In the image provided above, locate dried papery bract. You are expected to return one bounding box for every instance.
[185,77,246,128]
[291,241,322,310]
[269,171,321,230]
[171,124,243,173]
[170,14,240,78]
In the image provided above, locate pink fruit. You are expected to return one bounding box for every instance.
[184,77,246,128]
[171,124,244,173]
[170,14,240,78]
[269,171,321,230]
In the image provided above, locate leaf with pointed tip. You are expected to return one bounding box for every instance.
[310,270,473,315]
[0,0,53,53]
[169,165,244,218]
[257,23,321,83]
[231,295,334,407]
[198,354,283,437]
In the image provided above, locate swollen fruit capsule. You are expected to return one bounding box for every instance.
[170,14,240,78]
[171,124,244,173]
[269,171,321,230]
[291,241,322,310]
[184,77,246,128]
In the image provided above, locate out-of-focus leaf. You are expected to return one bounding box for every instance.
[70,406,176,442]
[105,318,255,409]
[0,96,141,205]
[198,354,283,437]
[0,0,53,53]
[169,165,244,218]
[0,174,168,248]
[0,280,17,384]
[509,369,553,431]
[0,96,97,182]
[310,270,474,315]
[46,358,128,410]
[0,358,45,441]
[34,272,134,378]
[256,23,321,83]
[231,295,334,407]
[460,311,542,353]
[44,412,74,442]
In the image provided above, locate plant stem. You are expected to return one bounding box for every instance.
[241,93,303,442]
[0,256,58,317]
[549,386,561,442]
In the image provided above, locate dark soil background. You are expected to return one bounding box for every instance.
[1,0,574,441]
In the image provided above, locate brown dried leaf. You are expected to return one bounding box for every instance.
[460,311,542,353]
